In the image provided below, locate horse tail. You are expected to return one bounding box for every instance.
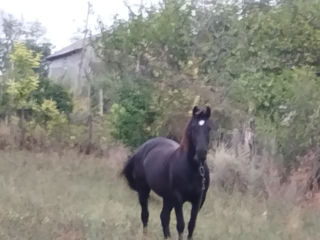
[121,154,137,191]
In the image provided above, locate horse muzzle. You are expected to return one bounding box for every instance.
[196,149,207,162]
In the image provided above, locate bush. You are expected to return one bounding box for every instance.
[31,77,73,115]
[231,66,320,166]
[107,79,157,148]
[208,146,267,196]
[32,99,68,134]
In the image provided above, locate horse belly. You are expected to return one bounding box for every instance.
[143,154,171,198]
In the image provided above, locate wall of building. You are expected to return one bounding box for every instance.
[48,46,101,95]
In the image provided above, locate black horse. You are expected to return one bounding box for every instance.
[122,106,211,240]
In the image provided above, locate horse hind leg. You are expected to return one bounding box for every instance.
[138,188,150,234]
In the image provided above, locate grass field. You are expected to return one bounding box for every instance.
[1,150,320,240]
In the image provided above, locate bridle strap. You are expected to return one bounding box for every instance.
[196,163,206,213]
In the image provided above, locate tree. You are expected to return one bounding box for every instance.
[228,0,320,163]
[95,0,320,166]
[0,13,53,121]
[0,13,23,73]
[6,42,39,146]
[0,13,49,75]
[6,42,40,110]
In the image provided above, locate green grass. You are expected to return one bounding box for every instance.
[0,150,320,240]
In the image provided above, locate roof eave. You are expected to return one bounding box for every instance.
[46,48,82,61]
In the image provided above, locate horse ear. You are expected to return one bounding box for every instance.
[192,106,199,116]
[205,106,211,118]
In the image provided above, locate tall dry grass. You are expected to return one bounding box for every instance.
[207,145,310,204]
[1,147,320,239]
[0,119,120,157]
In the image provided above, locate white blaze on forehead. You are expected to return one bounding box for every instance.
[198,120,205,126]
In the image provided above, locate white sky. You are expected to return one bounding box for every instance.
[0,0,160,52]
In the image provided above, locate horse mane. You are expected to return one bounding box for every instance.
[180,119,191,151]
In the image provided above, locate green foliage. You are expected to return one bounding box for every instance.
[0,13,49,74]
[6,43,39,110]
[32,99,68,134]
[238,0,320,71]
[96,0,193,78]
[227,0,320,163]
[274,67,320,162]
[94,0,320,165]
[2,42,72,143]
[96,0,200,146]
[0,78,10,117]
[31,77,73,115]
[0,14,52,118]
[150,87,195,138]
[108,79,156,148]
[233,66,320,164]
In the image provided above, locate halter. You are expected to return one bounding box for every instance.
[197,163,206,214]
[199,164,206,189]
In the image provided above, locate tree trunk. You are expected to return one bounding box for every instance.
[85,82,93,154]
[99,89,103,116]
[19,109,25,149]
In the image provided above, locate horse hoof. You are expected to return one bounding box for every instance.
[143,227,148,235]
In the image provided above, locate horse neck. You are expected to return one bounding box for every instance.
[187,140,197,165]
[180,120,202,168]
[180,133,197,165]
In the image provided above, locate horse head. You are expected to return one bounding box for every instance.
[188,106,211,164]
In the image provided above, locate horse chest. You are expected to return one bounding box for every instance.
[173,173,203,200]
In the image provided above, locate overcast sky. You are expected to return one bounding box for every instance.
[0,0,160,51]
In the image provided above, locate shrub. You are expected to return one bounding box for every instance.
[31,77,73,115]
[208,146,266,196]
[107,79,157,148]
[231,66,320,166]
[30,99,69,145]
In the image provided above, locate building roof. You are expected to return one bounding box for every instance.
[46,39,88,61]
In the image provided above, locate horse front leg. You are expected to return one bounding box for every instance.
[188,188,207,240]
[174,203,185,240]
[160,199,173,239]
[187,201,200,240]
